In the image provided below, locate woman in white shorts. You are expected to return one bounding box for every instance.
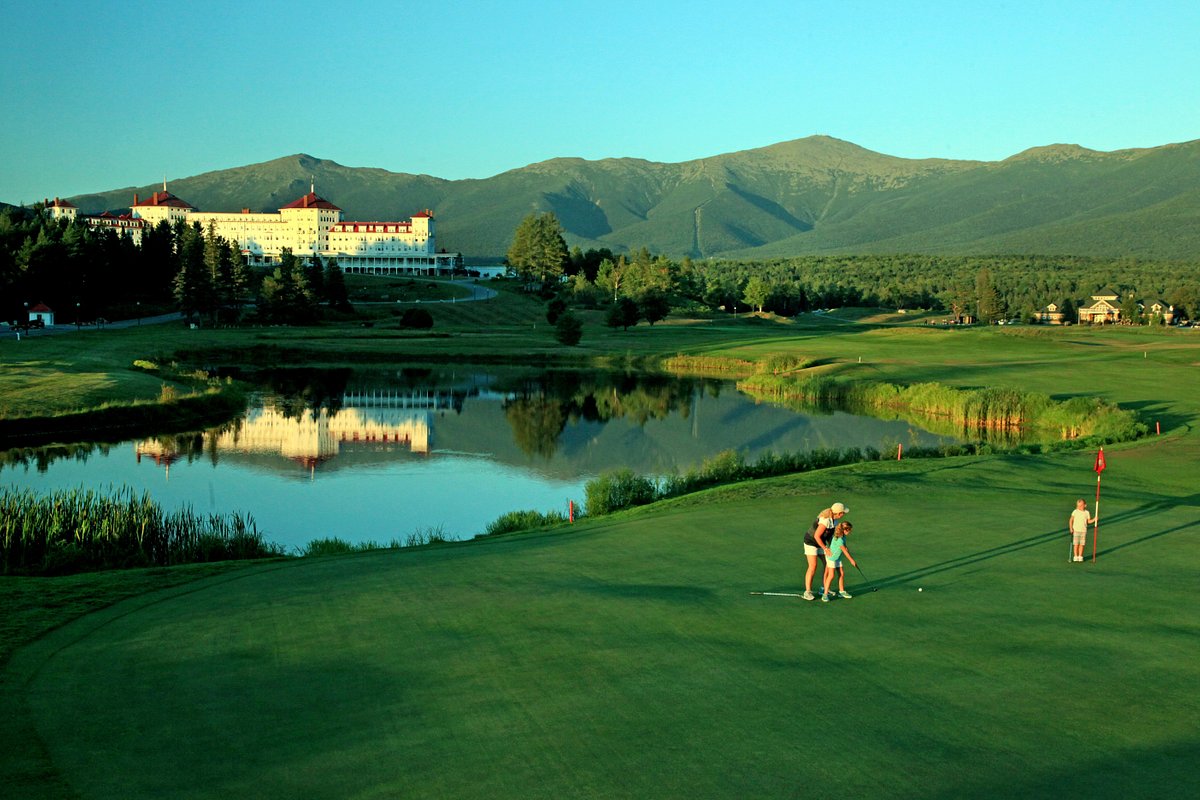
[802,501,848,600]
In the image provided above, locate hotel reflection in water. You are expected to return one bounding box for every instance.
[134,388,463,477]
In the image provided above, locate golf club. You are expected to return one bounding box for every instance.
[853,563,879,592]
[749,591,806,598]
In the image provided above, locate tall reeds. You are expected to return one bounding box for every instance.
[0,486,282,575]
[739,374,1145,442]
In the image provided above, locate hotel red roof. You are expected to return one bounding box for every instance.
[29,302,54,313]
[132,190,194,209]
[280,192,341,211]
[47,197,76,208]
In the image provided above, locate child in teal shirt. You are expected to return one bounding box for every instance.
[822,521,858,602]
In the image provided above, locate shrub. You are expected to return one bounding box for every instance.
[132,359,159,371]
[405,525,450,547]
[399,308,434,329]
[554,312,584,345]
[584,469,657,516]
[301,537,358,556]
[546,297,567,324]
[484,510,568,536]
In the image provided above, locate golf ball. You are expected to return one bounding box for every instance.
[918,587,923,592]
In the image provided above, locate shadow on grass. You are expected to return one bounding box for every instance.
[1119,398,1196,432]
[929,738,1200,800]
[869,491,1200,589]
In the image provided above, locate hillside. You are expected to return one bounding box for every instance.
[50,136,1200,260]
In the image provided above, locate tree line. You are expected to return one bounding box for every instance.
[0,205,351,326]
[506,212,1200,330]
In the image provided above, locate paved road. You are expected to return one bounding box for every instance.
[2,312,185,340]
[2,278,498,341]
[352,277,499,305]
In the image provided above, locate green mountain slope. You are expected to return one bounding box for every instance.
[56,136,1200,259]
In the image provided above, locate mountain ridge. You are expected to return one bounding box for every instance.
[35,135,1200,260]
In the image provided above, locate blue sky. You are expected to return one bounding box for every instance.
[2,0,1197,204]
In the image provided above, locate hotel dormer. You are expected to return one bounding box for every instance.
[131,187,195,226]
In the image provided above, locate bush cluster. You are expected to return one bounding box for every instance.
[484,509,569,536]
[583,468,657,516]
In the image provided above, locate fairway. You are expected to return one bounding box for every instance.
[9,447,1199,799]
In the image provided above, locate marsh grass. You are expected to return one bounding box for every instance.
[740,374,1146,442]
[301,525,452,555]
[483,509,570,536]
[0,486,282,575]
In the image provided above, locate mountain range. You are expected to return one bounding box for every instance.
[52,136,1200,260]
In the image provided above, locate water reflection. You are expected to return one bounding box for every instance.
[1,367,962,546]
[122,368,740,479]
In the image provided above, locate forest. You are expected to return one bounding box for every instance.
[4,204,1198,328]
[0,206,349,326]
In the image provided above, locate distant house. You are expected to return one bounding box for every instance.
[28,303,55,326]
[1145,300,1176,324]
[1036,302,1065,325]
[1078,290,1120,324]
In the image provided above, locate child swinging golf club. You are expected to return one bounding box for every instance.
[821,521,857,602]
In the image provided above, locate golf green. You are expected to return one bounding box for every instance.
[11,447,1198,798]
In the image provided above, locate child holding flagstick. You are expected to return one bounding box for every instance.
[1068,499,1095,562]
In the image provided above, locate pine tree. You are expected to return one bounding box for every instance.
[323,258,351,311]
[173,223,212,322]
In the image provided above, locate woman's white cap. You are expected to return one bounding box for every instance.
[831,502,849,514]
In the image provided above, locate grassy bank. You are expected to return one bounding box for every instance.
[0,387,246,449]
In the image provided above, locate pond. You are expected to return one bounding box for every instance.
[0,367,961,550]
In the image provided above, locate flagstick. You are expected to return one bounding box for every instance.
[1092,446,1105,564]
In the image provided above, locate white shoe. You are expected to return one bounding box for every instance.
[1073,556,1083,562]
[838,590,853,599]
[801,591,815,601]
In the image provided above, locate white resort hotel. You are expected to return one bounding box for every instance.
[47,185,462,275]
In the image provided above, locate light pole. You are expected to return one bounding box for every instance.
[136,301,141,326]
[75,302,81,330]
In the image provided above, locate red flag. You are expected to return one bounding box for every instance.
[1094,447,1106,474]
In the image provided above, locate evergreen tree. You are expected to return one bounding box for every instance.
[173,223,211,322]
[224,239,252,321]
[1120,292,1142,325]
[1059,297,1077,324]
[259,248,317,324]
[506,212,569,290]
[323,258,351,311]
[554,312,583,345]
[307,254,326,303]
[975,268,1002,322]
